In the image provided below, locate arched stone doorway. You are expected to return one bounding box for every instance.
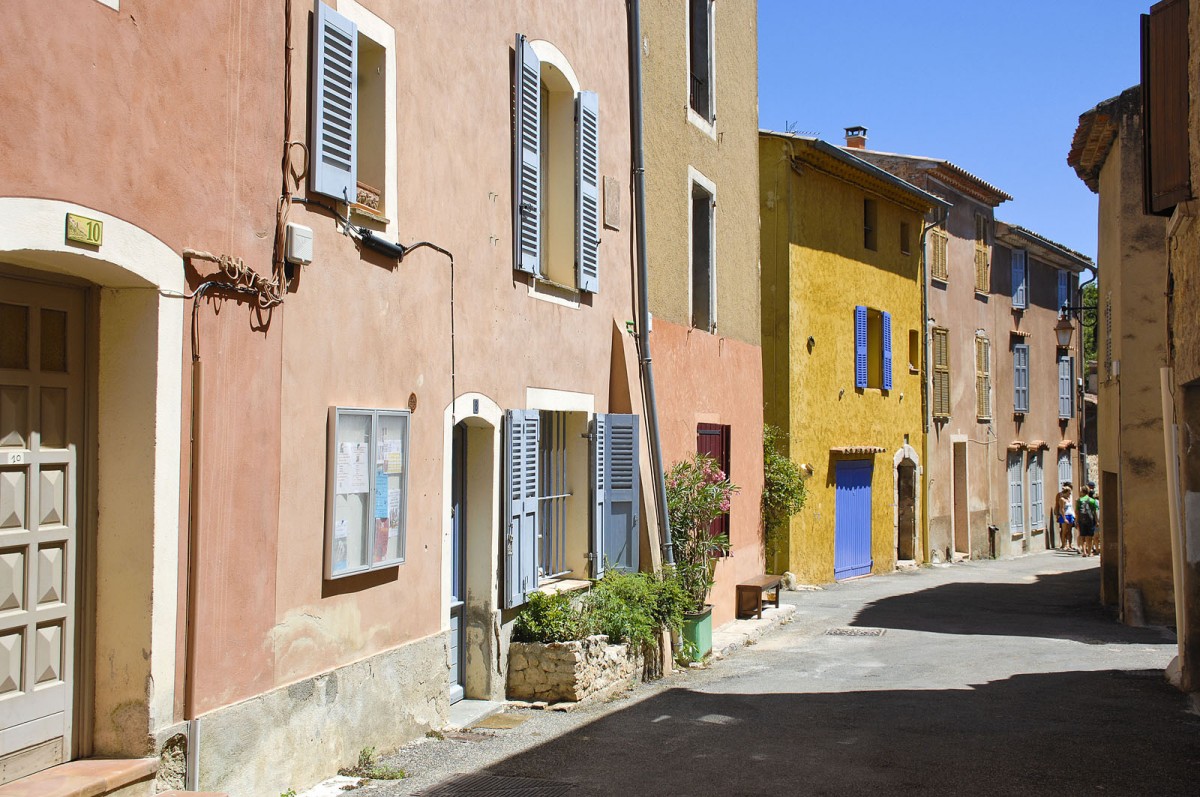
[893,445,921,565]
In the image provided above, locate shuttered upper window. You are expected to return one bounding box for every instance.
[932,327,950,419]
[513,36,600,294]
[1059,355,1075,419]
[974,213,990,293]
[1011,249,1028,310]
[854,306,893,390]
[1142,0,1192,215]
[310,3,394,223]
[975,336,991,421]
[688,0,715,124]
[1013,343,1030,414]
[929,228,948,282]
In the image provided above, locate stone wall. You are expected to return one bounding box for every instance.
[508,636,640,703]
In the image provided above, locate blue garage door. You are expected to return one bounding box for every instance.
[835,459,874,580]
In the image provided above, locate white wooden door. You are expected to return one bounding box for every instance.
[0,275,84,778]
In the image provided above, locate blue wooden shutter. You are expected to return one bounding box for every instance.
[513,35,541,275]
[854,306,868,389]
[1058,449,1072,486]
[503,409,540,608]
[1059,356,1073,418]
[1012,250,1027,309]
[576,90,600,293]
[1014,344,1029,413]
[1057,270,1069,310]
[590,414,607,578]
[599,414,640,573]
[881,310,893,390]
[310,3,358,202]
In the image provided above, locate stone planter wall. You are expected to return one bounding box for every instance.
[507,635,641,703]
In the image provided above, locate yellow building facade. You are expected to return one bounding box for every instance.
[760,133,945,584]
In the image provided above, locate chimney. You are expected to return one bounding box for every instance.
[844,125,868,149]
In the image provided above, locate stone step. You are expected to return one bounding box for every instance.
[158,792,228,796]
[0,757,157,797]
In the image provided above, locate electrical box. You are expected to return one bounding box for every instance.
[286,222,313,265]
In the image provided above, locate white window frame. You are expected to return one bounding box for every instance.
[525,40,587,308]
[685,0,717,139]
[688,166,717,334]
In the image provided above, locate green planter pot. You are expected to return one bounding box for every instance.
[681,605,713,661]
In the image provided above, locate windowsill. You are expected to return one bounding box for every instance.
[350,203,390,225]
[909,366,920,374]
[975,289,989,298]
[1014,411,1027,418]
[687,106,717,140]
[1012,305,1026,314]
[528,276,581,309]
[977,417,992,423]
[931,275,948,284]
[535,577,591,596]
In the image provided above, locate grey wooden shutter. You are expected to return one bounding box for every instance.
[1142,0,1192,215]
[1009,453,1024,532]
[576,90,600,293]
[597,414,640,573]
[1014,344,1029,413]
[310,2,358,202]
[1012,250,1027,309]
[590,413,607,578]
[1059,356,1073,418]
[854,306,868,389]
[504,409,540,608]
[881,310,893,390]
[513,35,541,275]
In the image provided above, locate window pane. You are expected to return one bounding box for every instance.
[40,310,67,373]
[691,184,713,331]
[332,412,372,576]
[373,412,408,565]
[0,304,29,370]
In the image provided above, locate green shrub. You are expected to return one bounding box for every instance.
[761,425,807,563]
[583,571,657,649]
[666,454,738,611]
[511,590,581,643]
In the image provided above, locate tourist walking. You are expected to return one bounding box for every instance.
[1055,483,1075,551]
[1077,485,1100,556]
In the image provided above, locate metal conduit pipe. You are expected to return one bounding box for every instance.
[627,0,673,565]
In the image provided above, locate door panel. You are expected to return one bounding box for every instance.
[0,276,84,778]
[834,460,873,579]
[449,426,465,704]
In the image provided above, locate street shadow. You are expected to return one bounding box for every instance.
[848,567,1173,645]
[423,671,1200,796]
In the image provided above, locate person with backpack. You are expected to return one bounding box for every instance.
[1077,484,1100,556]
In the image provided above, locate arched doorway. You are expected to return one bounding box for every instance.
[892,445,921,566]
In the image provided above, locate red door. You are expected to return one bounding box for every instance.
[696,424,731,544]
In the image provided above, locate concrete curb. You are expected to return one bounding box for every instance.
[710,604,797,661]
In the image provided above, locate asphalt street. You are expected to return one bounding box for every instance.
[370,552,1198,796]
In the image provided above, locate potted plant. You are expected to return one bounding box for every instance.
[665,454,738,661]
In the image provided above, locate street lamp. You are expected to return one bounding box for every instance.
[1054,314,1075,347]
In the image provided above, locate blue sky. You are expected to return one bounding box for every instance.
[757,0,1148,260]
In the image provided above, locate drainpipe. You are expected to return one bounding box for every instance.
[918,209,946,563]
[627,0,673,565]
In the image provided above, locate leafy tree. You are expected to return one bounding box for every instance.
[761,425,807,565]
[1081,280,1098,364]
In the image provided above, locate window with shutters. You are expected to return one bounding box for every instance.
[854,306,893,391]
[1058,449,1073,487]
[1008,452,1025,533]
[513,37,600,296]
[1104,291,1113,381]
[929,227,949,282]
[864,199,878,251]
[503,409,640,607]
[1011,249,1028,310]
[900,221,911,256]
[691,173,716,332]
[687,0,715,128]
[1057,270,1069,311]
[908,329,920,372]
[932,327,950,419]
[1142,0,1192,215]
[1028,452,1045,530]
[1059,355,1075,419]
[974,213,990,293]
[1013,343,1030,414]
[975,336,991,421]
[309,2,395,226]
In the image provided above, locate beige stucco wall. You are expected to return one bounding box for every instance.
[759,136,927,584]
[1095,108,1173,624]
[642,0,760,345]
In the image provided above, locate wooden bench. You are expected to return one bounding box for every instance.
[736,574,782,620]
